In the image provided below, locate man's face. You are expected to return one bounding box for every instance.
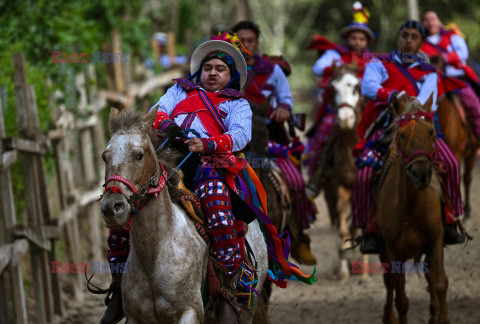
[422,11,442,35]
[236,29,258,60]
[346,31,368,52]
[200,58,231,92]
[397,27,424,54]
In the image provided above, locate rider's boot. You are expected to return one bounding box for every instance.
[217,267,243,324]
[306,161,325,199]
[360,214,381,254]
[291,234,317,265]
[101,272,124,324]
[443,206,465,244]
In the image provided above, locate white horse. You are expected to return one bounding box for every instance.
[100,108,268,323]
[309,63,369,279]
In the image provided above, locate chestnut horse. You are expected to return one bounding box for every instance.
[436,94,477,218]
[310,63,368,278]
[100,108,268,323]
[430,55,477,218]
[375,94,449,324]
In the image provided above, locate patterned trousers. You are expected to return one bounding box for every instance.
[276,157,316,229]
[352,137,464,229]
[306,112,336,176]
[107,169,242,275]
[457,85,480,138]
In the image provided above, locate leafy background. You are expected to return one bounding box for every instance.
[0,0,479,220]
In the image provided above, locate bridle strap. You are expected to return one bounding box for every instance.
[394,112,437,167]
[104,175,139,194]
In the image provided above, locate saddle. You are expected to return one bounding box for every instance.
[175,181,258,316]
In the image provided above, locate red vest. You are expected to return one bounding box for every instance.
[420,31,479,82]
[244,72,272,106]
[319,51,371,88]
[420,30,456,56]
[357,61,435,139]
[172,90,231,136]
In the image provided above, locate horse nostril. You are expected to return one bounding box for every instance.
[113,202,125,215]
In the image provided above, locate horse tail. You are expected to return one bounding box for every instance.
[252,287,268,324]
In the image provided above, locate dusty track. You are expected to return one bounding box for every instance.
[61,163,480,323]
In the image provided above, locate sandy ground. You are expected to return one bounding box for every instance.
[60,164,480,323]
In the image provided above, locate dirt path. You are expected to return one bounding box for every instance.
[268,165,480,323]
[61,164,480,323]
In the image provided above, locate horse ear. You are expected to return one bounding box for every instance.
[390,93,402,116]
[423,92,434,112]
[332,60,338,75]
[109,107,121,120]
[144,105,158,128]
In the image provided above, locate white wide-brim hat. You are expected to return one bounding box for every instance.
[190,40,248,89]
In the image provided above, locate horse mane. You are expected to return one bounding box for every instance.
[378,100,442,195]
[381,99,425,145]
[108,109,186,202]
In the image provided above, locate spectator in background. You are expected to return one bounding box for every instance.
[144,32,188,70]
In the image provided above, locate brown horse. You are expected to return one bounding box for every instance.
[375,94,449,324]
[309,63,367,278]
[436,93,477,218]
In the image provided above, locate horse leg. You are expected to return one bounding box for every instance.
[463,149,475,219]
[393,271,409,324]
[361,254,369,280]
[178,308,201,324]
[380,250,398,324]
[337,186,352,279]
[425,243,450,324]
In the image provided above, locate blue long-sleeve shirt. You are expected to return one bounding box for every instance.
[361,52,439,110]
[149,84,252,152]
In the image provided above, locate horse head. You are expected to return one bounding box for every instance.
[100,108,159,228]
[391,93,437,190]
[330,62,362,130]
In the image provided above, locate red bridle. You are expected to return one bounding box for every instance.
[394,111,437,167]
[103,163,167,230]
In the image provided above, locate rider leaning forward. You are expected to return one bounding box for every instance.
[352,20,466,254]
[101,32,315,324]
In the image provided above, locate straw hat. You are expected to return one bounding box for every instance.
[190,39,248,88]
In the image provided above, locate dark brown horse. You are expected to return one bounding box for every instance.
[248,97,292,235]
[436,94,478,218]
[376,94,449,324]
[310,63,367,278]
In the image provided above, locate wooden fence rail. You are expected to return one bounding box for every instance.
[0,50,183,323]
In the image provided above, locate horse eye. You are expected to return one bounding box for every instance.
[430,129,435,138]
[135,152,144,161]
[101,152,107,162]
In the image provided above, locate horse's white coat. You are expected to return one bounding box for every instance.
[332,73,360,129]
[107,132,143,166]
[104,122,268,324]
[337,107,356,129]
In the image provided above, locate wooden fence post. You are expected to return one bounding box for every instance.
[76,73,103,263]
[49,88,84,302]
[0,86,28,323]
[13,52,54,323]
